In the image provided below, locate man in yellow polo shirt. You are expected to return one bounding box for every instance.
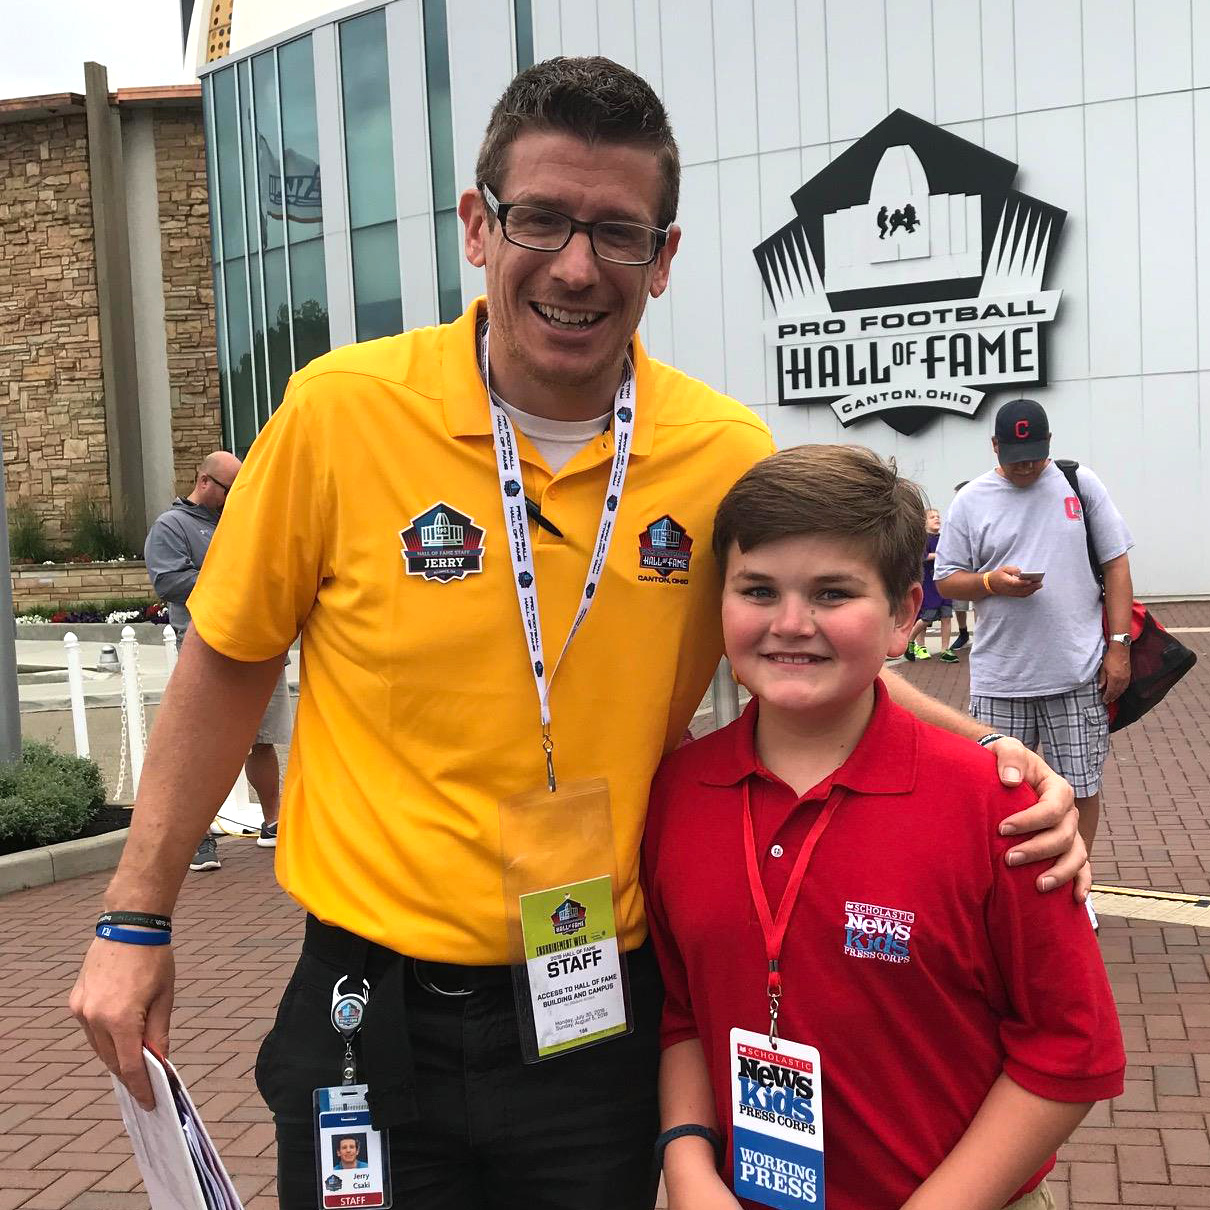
[72,57,1085,1210]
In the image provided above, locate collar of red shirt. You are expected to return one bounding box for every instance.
[695,679,919,798]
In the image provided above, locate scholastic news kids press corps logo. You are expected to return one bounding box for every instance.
[399,502,485,583]
[753,109,1067,435]
[637,515,693,585]
[843,900,915,964]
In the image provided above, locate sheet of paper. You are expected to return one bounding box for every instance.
[111,1047,245,1210]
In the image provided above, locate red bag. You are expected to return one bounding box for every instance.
[1057,461,1196,733]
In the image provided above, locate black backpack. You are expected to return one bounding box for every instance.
[1054,460,1196,732]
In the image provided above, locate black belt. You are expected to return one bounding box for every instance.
[301,916,512,1129]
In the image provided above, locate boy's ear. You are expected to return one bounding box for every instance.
[887,583,923,658]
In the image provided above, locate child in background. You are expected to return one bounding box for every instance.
[643,445,1123,1210]
[949,481,973,650]
[905,508,958,663]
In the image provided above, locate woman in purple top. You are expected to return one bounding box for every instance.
[905,509,959,663]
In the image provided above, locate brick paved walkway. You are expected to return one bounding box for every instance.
[0,602,1206,1207]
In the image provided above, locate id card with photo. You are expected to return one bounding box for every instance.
[729,1028,825,1209]
[313,1085,391,1208]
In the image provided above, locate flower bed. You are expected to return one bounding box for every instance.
[15,598,168,626]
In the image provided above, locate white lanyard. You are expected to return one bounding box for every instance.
[480,325,636,790]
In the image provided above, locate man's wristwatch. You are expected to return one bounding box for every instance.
[1108,633,1132,647]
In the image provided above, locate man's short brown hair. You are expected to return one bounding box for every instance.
[475,56,680,228]
[712,445,927,604]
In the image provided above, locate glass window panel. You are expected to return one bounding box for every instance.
[290,238,330,371]
[224,265,258,456]
[247,250,269,427]
[211,67,245,259]
[238,60,262,252]
[341,9,397,230]
[423,0,456,211]
[264,246,293,407]
[251,52,285,254]
[278,35,330,369]
[278,35,324,232]
[352,222,403,340]
[434,208,462,324]
[515,0,534,71]
[423,0,461,322]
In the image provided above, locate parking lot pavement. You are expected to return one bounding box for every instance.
[1,601,1207,1207]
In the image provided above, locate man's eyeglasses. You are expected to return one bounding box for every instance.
[480,184,668,266]
[207,475,232,494]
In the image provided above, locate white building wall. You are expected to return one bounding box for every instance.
[195,0,1209,596]
[531,0,1210,598]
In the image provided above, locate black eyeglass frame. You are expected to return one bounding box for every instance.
[479,183,669,266]
[205,474,232,494]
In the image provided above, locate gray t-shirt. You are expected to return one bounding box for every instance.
[935,462,1133,697]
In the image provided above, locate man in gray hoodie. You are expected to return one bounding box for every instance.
[144,452,293,870]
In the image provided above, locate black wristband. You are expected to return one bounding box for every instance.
[97,910,173,932]
[654,1123,723,1170]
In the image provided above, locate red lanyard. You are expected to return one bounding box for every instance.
[742,780,847,1046]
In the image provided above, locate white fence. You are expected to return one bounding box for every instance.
[62,626,260,835]
[59,626,739,829]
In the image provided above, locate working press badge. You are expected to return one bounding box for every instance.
[730,1028,825,1209]
[313,1085,391,1208]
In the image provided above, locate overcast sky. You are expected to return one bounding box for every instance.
[1,0,192,100]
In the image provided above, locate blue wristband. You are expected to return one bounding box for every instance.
[96,924,172,946]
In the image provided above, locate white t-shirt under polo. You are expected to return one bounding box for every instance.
[492,394,611,473]
[935,461,1133,698]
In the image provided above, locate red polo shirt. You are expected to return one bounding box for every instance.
[642,683,1124,1210]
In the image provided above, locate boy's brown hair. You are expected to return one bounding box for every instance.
[712,444,927,605]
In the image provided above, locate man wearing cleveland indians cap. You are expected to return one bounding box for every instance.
[935,399,1135,886]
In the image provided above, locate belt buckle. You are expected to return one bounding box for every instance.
[411,959,474,998]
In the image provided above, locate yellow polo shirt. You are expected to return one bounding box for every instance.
[189,299,773,964]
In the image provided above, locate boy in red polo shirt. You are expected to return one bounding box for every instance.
[643,446,1124,1210]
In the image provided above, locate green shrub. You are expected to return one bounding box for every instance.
[0,740,106,846]
[8,502,58,563]
[67,496,134,561]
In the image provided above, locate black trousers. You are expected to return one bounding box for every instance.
[256,931,664,1209]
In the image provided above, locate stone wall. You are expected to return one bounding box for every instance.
[0,114,110,543]
[12,560,155,609]
[153,109,221,495]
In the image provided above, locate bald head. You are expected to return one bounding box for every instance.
[191,450,242,513]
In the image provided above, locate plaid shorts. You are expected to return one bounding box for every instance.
[969,680,1108,798]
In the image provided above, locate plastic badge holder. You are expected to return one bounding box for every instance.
[500,777,633,1063]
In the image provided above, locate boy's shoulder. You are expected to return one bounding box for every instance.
[906,707,1039,822]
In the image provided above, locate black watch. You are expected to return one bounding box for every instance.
[654,1124,724,1170]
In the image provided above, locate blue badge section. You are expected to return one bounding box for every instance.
[733,1126,824,1208]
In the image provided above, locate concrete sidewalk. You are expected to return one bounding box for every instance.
[0,603,1207,1208]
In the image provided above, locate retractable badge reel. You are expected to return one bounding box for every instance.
[312,977,392,1208]
[331,977,369,1085]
